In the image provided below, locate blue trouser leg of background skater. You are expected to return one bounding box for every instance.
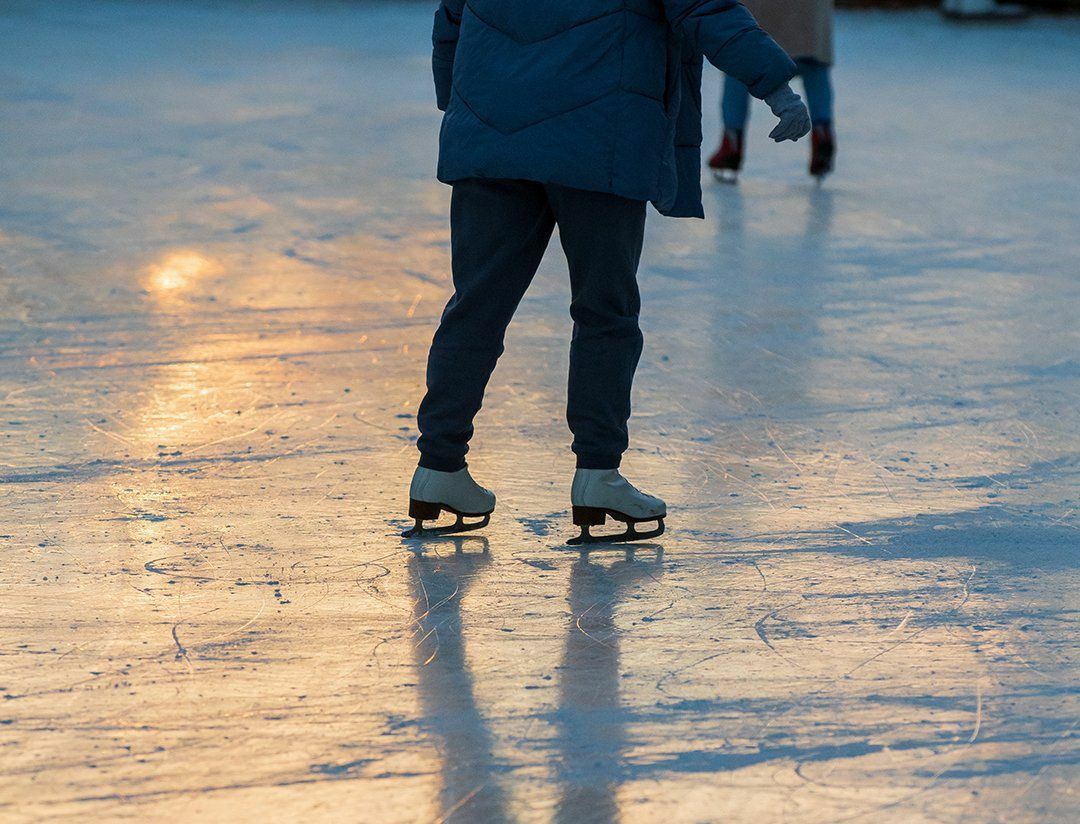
[721,75,751,130]
[416,179,647,473]
[722,58,834,129]
[796,58,834,126]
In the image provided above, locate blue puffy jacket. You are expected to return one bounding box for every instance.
[432,1,796,218]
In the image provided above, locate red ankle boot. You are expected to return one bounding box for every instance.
[810,123,835,179]
[707,128,744,183]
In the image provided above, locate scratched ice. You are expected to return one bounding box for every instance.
[0,2,1077,822]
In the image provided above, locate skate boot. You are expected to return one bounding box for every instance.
[707,129,744,184]
[809,123,835,179]
[569,469,666,545]
[402,466,495,538]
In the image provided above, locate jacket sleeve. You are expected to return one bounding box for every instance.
[661,0,796,98]
[432,1,465,111]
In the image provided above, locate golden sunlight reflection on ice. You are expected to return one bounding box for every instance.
[145,250,222,296]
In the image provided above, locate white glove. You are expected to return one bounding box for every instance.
[764,83,811,142]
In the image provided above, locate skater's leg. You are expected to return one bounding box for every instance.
[721,74,751,131]
[795,58,834,127]
[796,59,836,177]
[416,179,555,471]
[709,75,750,178]
[547,186,647,470]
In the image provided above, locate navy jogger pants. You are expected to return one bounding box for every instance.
[416,178,647,472]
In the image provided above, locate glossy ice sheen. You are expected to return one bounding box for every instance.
[1,3,1077,822]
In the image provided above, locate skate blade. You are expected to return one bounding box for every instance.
[567,517,665,546]
[712,169,739,185]
[401,512,490,539]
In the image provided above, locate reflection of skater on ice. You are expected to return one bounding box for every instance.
[555,550,662,823]
[407,0,810,543]
[407,544,511,822]
[709,0,836,182]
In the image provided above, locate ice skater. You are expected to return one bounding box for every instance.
[405,0,810,543]
[708,0,836,181]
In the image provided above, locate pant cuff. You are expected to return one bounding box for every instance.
[418,454,467,473]
[575,453,622,470]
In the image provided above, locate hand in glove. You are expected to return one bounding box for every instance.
[765,83,811,142]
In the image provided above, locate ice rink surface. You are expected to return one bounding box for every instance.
[1,1,1078,821]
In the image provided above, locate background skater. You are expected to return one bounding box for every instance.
[406,0,811,543]
[709,0,836,181]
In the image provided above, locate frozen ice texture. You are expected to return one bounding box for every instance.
[0,3,1077,821]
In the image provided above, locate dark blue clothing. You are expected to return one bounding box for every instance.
[723,58,834,129]
[432,1,796,218]
[417,180,647,472]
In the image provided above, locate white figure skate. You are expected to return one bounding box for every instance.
[403,466,496,538]
[569,469,666,545]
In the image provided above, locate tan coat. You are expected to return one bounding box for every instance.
[744,0,834,66]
